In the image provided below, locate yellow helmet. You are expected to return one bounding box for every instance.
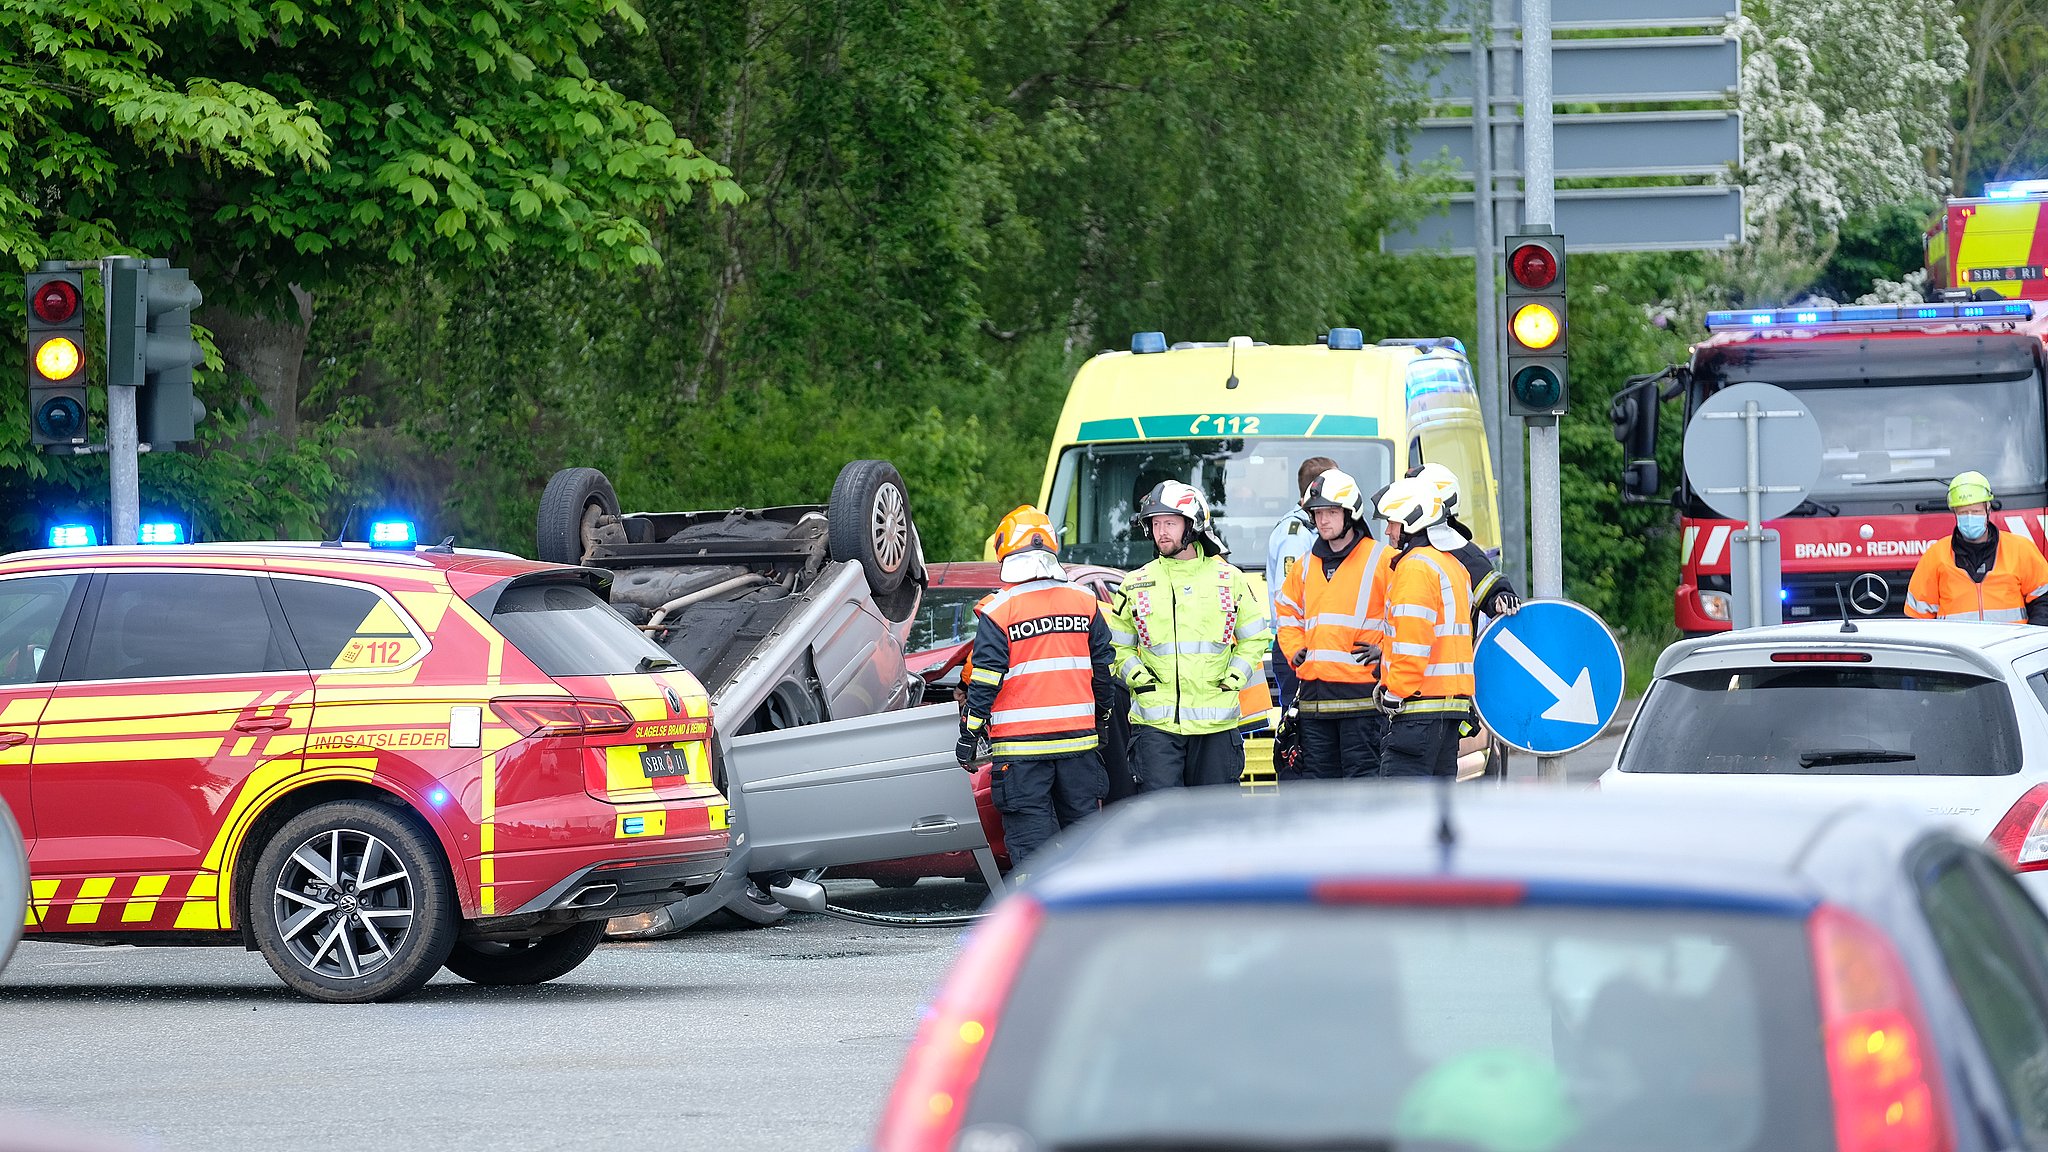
[993,505,1059,562]
[1949,470,1994,509]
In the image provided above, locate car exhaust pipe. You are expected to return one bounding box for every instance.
[562,883,618,910]
[768,876,827,914]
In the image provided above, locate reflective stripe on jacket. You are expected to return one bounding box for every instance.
[1276,538,1392,715]
[1905,533,2048,624]
[1106,553,1272,735]
[963,579,1113,759]
[1383,545,1475,715]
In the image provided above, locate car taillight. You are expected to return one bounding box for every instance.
[490,697,636,738]
[1987,783,2048,872]
[1809,904,1952,1152]
[873,897,1043,1152]
[1770,651,1873,663]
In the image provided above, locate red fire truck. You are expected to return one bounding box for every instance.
[1926,188,2048,300]
[1611,299,2048,634]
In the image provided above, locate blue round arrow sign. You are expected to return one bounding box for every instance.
[1472,600,1625,756]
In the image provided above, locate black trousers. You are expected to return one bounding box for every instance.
[1381,715,1464,778]
[1131,726,1244,790]
[991,751,1109,864]
[1299,712,1383,779]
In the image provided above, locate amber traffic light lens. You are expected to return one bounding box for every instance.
[1509,244,1558,289]
[1511,303,1561,350]
[31,279,80,324]
[33,336,82,381]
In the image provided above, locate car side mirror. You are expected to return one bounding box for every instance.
[1611,376,1667,504]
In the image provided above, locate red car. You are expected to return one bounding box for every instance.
[838,562,1123,887]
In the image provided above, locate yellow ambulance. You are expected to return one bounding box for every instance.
[1034,327,1505,778]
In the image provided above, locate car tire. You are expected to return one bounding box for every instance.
[827,460,912,596]
[537,467,621,566]
[249,801,458,1004]
[442,921,606,986]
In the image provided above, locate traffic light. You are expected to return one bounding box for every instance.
[1505,233,1567,418]
[25,270,89,448]
[108,259,205,445]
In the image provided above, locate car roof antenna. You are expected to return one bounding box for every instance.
[320,504,358,549]
[1833,582,1858,633]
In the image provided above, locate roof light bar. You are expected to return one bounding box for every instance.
[1704,302,2034,331]
[46,523,98,549]
[138,521,186,545]
[369,519,418,549]
[1130,331,1167,355]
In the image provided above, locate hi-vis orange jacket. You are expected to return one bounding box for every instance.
[964,579,1114,760]
[1383,544,1476,716]
[1905,531,2048,623]
[1277,537,1393,715]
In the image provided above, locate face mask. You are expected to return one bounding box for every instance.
[1957,513,1989,541]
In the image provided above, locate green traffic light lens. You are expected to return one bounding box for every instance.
[1512,365,1563,409]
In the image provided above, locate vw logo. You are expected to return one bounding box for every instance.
[1849,573,1890,615]
[663,685,683,715]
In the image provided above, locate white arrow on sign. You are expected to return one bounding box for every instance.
[1494,628,1600,725]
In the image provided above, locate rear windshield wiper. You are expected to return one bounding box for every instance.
[1785,499,1840,517]
[1798,748,1917,768]
[636,655,681,672]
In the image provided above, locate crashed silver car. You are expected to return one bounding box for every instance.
[535,461,1002,934]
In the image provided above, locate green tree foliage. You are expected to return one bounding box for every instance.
[1952,0,2048,194]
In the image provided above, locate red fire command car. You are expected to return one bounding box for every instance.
[1613,300,2048,634]
[0,541,729,1001]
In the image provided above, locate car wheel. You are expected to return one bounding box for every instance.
[442,921,606,986]
[249,801,458,1003]
[537,467,621,566]
[828,460,912,596]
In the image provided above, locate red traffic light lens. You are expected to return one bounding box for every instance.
[32,279,80,324]
[1510,244,1558,290]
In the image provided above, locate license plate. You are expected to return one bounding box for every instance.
[640,746,691,779]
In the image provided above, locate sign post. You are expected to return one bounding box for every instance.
[1681,381,1821,629]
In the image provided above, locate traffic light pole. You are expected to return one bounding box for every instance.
[1520,0,1565,781]
[103,256,143,545]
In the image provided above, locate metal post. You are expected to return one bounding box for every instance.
[1472,5,1498,496]
[103,257,139,546]
[1493,0,1525,595]
[1744,399,1762,627]
[1521,0,1563,780]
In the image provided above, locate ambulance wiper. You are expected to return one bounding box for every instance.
[1798,747,1916,768]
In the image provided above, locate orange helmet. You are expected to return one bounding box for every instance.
[993,505,1059,562]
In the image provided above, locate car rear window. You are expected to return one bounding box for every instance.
[487,581,676,677]
[963,905,1832,1152]
[1621,665,2022,776]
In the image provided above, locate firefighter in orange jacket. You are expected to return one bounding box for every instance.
[1276,469,1394,779]
[1374,475,1476,777]
[1905,471,2048,624]
[960,506,1115,863]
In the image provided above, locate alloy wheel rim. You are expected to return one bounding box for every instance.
[273,828,415,981]
[872,483,908,572]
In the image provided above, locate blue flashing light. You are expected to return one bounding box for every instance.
[1435,336,1467,356]
[369,519,418,549]
[1836,305,1901,322]
[1327,327,1365,351]
[429,787,450,807]
[1780,588,1790,602]
[1960,301,2035,319]
[1705,301,2030,331]
[46,523,98,549]
[1130,331,1167,355]
[1986,179,2048,199]
[138,521,186,545]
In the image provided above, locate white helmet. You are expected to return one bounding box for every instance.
[1411,462,1460,512]
[1136,480,1228,555]
[1377,474,1450,532]
[1300,468,1368,521]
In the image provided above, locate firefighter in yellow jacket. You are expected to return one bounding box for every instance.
[961,506,1115,863]
[1374,475,1476,777]
[1905,471,2048,624]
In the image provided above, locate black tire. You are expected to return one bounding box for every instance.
[442,921,606,986]
[249,801,458,1003]
[537,467,621,565]
[874,876,920,890]
[827,460,912,595]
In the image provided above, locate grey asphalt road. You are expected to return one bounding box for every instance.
[0,880,985,1152]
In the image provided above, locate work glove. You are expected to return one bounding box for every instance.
[956,730,986,769]
[1485,589,1523,617]
[1289,648,1308,668]
[1219,668,1248,693]
[1128,668,1160,696]
[1374,682,1405,718]
[1350,638,1381,664]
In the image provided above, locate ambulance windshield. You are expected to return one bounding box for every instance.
[1047,437,1397,569]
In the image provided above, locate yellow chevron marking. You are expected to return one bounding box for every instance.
[123,875,170,922]
[25,879,57,927]
[176,874,220,930]
[205,761,378,927]
[392,591,451,632]
[0,698,44,723]
[42,692,261,722]
[68,877,115,924]
[479,749,497,915]
[34,737,226,765]
[231,736,257,757]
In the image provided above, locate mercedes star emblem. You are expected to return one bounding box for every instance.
[1849,573,1890,615]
